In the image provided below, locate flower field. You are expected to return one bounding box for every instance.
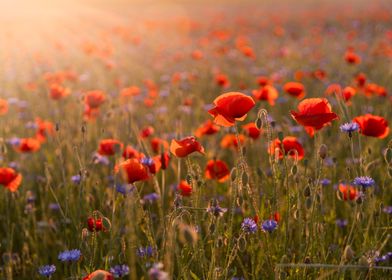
[0,0,391,279]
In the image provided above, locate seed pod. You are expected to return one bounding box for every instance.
[304,186,311,197]
[291,165,297,176]
[230,168,237,182]
[242,171,249,185]
[55,122,60,131]
[318,144,328,159]
[237,236,247,252]
[343,245,354,261]
[278,131,284,141]
[255,118,263,130]
[305,197,312,210]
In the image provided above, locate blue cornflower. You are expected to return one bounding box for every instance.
[71,174,81,184]
[207,205,228,217]
[38,265,56,277]
[140,157,154,166]
[353,176,375,188]
[383,206,392,215]
[261,219,278,232]
[136,246,156,258]
[143,193,160,204]
[110,264,130,278]
[241,218,257,234]
[58,249,81,262]
[320,178,331,186]
[340,122,359,134]
[335,219,348,228]
[115,184,135,195]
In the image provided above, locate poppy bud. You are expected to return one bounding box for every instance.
[318,144,328,159]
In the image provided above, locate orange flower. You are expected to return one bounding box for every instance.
[252,85,279,106]
[268,136,305,160]
[338,184,358,201]
[291,98,338,136]
[0,99,9,115]
[15,138,41,153]
[49,83,70,100]
[353,114,389,139]
[116,158,149,184]
[178,180,192,196]
[195,120,220,137]
[283,82,306,99]
[205,159,230,182]
[256,76,271,87]
[220,134,246,149]
[119,86,141,103]
[35,118,54,143]
[84,90,106,108]
[242,123,262,139]
[170,136,205,158]
[83,270,113,280]
[191,50,203,60]
[208,92,255,127]
[0,167,22,192]
[98,139,123,156]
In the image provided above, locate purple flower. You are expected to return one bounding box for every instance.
[140,157,154,167]
[340,122,359,134]
[71,175,81,184]
[110,264,130,278]
[261,219,278,232]
[353,176,375,188]
[241,218,257,234]
[383,206,392,215]
[38,265,56,277]
[335,219,348,228]
[148,263,169,280]
[143,193,159,204]
[58,249,81,262]
[136,246,156,258]
[320,178,331,186]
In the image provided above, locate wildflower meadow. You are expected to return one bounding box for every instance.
[0,0,391,279]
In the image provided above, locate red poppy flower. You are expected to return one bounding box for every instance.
[256,76,271,87]
[87,217,104,232]
[338,184,358,201]
[283,82,306,99]
[353,114,389,139]
[15,138,41,153]
[178,180,192,196]
[252,85,279,106]
[98,139,123,156]
[268,136,305,160]
[242,123,262,140]
[208,92,255,127]
[84,90,106,108]
[191,50,203,60]
[116,158,150,183]
[150,138,169,154]
[220,134,246,149]
[160,152,170,170]
[364,83,387,97]
[0,167,22,192]
[291,98,339,136]
[83,270,113,280]
[140,126,154,138]
[325,84,342,96]
[0,99,9,115]
[215,73,230,88]
[355,72,366,87]
[205,159,230,182]
[35,118,54,143]
[195,120,220,137]
[49,83,70,100]
[170,136,205,158]
[341,86,356,103]
[345,50,361,64]
[122,145,142,159]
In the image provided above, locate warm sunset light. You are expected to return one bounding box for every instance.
[0,0,391,279]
